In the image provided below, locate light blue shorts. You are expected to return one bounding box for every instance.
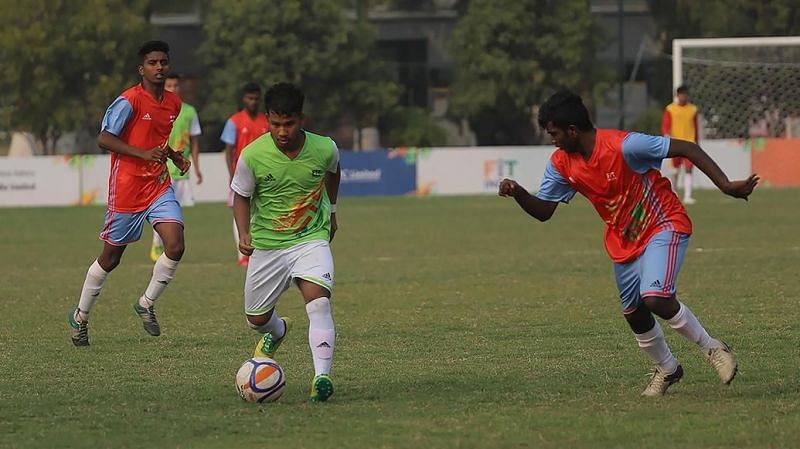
[613,230,690,314]
[99,187,183,246]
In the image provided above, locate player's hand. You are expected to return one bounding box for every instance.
[195,170,204,185]
[498,178,520,197]
[176,156,191,176]
[142,146,168,163]
[722,174,759,200]
[239,232,254,256]
[329,213,338,243]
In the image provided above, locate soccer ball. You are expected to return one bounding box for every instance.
[235,357,286,403]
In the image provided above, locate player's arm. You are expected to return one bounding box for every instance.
[220,118,237,179]
[499,179,558,222]
[230,157,255,256]
[190,136,202,183]
[326,142,341,242]
[189,112,203,183]
[661,109,672,137]
[97,97,165,161]
[667,139,758,200]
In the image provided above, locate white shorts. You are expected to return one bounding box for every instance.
[172,179,195,207]
[244,239,334,315]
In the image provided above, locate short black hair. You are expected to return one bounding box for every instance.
[166,73,181,80]
[537,90,593,131]
[264,82,305,116]
[138,40,170,61]
[676,84,689,94]
[242,82,261,95]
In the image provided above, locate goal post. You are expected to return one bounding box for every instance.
[672,36,800,139]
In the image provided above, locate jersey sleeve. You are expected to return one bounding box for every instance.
[230,155,256,197]
[328,140,340,173]
[100,96,133,136]
[189,112,202,137]
[622,132,670,174]
[220,118,236,145]
[536,159,576,203]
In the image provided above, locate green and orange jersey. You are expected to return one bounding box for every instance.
[166,102,201,180]
[230,131,339,250]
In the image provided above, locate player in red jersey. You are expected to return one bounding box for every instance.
[68,41,191,346]
[499,90,758,396]
[221,82,269,266]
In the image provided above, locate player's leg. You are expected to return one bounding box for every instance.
[640,231,737,384]
[246,248,292,358]
[614,259,681,396]
[69,208,145,346]
[682,160,695,204]
[134,190,184,336]
[291,240,336,402]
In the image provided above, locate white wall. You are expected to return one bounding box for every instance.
[417,140,752,195]
[0,140,754,206]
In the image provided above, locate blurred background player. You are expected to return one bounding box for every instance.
[231,82,340,402]
[499,90,758,396]
[221,82,269,266]
[68,40,190,346]
[662,85,699,205]
[151,73,203,262]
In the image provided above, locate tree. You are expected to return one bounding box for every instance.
[449,0,601,145]
[0,0,151,154]
[200,0,397,146]
[647,0,800,102]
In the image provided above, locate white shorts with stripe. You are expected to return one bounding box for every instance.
[171,179,195,207]
[244,239,334,315]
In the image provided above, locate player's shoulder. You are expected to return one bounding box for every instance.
[182,102,198,115]
[118,84,142,107]
[304,131,336,154]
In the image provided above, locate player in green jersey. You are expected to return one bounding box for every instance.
[230,83,340,402]
[151,73,203,262]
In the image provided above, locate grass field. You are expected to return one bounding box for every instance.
[1,189,798,448]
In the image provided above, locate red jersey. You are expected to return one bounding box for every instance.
[103,84,181,213]
[223,110,269,172]
[539,129,692,263]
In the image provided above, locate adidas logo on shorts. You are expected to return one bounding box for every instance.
[322,273,332,281]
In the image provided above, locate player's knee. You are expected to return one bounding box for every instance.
[246,311,273,328]
[163,240,185,260]
[98,254,122,271]
[642,295,679,319]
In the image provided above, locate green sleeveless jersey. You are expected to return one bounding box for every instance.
[239,131,337,249]
[167,102,198,180]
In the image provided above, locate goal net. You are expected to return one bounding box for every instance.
[673,36,800,139]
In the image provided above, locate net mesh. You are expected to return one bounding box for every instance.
[680,43,800,139]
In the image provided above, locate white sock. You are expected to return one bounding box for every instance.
[247,312,286,340]
[634,321,679,374]
[76,260,109,321]
[683,172,693,199]
[667,302,720,350]
[138,253,179,308]
[153,230,163,247]
[306,297,335,376]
